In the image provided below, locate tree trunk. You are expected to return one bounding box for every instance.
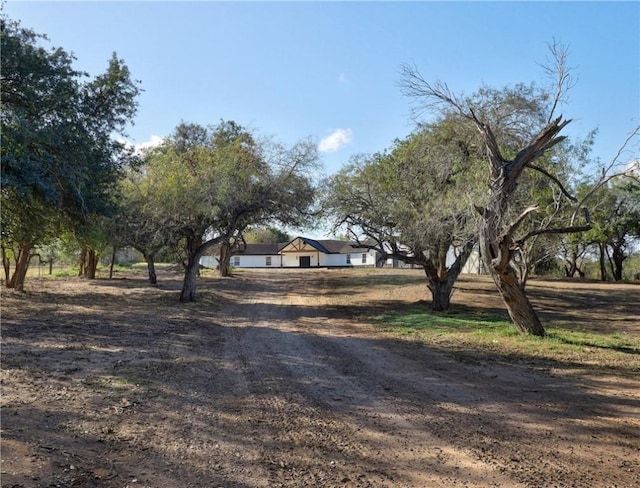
[492,268,545,336]
[479,218,545,336]
[427,280,454,312]
[109,246,117,279]
[2,244,11,284]
[564,250,585,278]
[598,243,608,281]
[7,243,33,292]
[180,235,204,302]
[611,245,625,282]
[144,252,158,285]
[422,243,473,312]
[78,247,87,277]
[180,252,201,302]
[84,249,99,279]
[218,241,232,277]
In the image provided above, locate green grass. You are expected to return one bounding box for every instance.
[51,268,77,278]
[21,261,177,280]
[374,305,640,370]
[546,328,639,353]
[377,305,516,337]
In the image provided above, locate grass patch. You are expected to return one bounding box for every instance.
[374,304,640,370]
[377,305,515,337]
[51,268,77,278]
[546,329,639,354]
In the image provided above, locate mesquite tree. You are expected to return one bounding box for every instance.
[399,46,592,335]
[117,169,179,284]
[324,117,481,311]
[142,121,318,302]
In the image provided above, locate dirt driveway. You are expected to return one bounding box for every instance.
[2,269,639,487]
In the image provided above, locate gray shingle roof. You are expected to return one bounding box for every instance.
[236,237,369,255]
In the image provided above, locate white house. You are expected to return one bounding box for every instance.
[200,236,484,273]
[199,237,380,269]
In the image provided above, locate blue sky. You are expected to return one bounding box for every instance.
[5,1,639,181]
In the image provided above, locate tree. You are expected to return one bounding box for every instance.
[505,133,596,286]
[244,227,292,244]
[1,187,59,288]
[324,117,481,311]
[142,121,318,302]
[586,180,640,281]
[117,168,179,284]
[560,234,589,278]
[1,16,140,290]
[399,45,593,335]
[214,139,319,278]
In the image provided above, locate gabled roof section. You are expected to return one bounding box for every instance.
[236,237,373,256]
[301,237,333,254]
[279,236,332,254]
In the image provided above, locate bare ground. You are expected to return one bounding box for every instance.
[1,268,639,488]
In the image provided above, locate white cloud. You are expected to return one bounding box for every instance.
[338,72,349,83]
[118,135,164,155]
[318,128,353,153]
[134,135,164,153]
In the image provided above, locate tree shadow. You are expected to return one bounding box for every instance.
[2,270,639,486]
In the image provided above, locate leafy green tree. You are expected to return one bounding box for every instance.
[324,117,482,311]
[215,138,319,278]
[0,16,140,290]
[116,168,180,284]
[142,121,318,302]
[586,180,640,281]
[244,227,292,244]
[1,187,59,287]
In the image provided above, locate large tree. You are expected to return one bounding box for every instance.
[142,121,318,302]
[1,16,140,290]
[399,46,594,335]
[324,117,481,311]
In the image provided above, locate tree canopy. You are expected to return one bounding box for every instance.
[138,121,319,301]
[324,116,482,310]
[1,15,140,290]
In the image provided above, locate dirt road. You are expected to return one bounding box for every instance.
[2,269,639,487]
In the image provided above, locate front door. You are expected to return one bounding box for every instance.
[299,256,311,268]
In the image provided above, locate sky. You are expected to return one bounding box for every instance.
[4,1,640,214]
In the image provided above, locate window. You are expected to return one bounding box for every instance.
[233,256,240,266]
[362,253,367,264]
[346,254,351,265]
[266,256,272,266]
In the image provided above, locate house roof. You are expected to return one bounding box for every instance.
[236,243,281,255]
[235,237,371,256]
